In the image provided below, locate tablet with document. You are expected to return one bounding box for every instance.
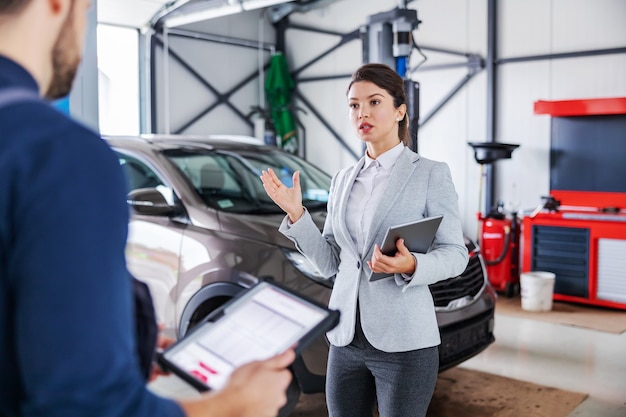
[158,281,340,392]
[369,214,444,281]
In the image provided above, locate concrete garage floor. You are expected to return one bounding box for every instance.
[461,313,626,417]
[149,311,626,416]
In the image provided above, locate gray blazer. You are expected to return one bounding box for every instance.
[280,147,468,352]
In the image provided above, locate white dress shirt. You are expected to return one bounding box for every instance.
[345,142,404,256]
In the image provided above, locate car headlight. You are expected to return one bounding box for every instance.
[283,250,325,280]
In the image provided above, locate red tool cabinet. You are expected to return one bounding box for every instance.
[522,97,626,310]
[522,198,626,310]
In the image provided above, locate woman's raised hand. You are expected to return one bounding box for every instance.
[260,168,305,223]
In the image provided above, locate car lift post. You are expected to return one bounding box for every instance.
[361,7,422,152]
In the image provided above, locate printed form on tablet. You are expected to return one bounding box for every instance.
[159,281,339,391]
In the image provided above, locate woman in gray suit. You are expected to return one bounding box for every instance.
[260,63,468,417]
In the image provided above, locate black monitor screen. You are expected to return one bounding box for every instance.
[550,115,626,193]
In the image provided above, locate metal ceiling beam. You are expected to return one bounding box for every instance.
[149,0,195,29]
[167,28,276,52]
[160,0,296,28]
[497,46,626,65]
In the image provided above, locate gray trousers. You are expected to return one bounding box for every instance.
[325,318,439,417]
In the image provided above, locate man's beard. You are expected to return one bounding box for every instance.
[45,11,81,100]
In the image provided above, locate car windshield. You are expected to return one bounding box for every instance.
[163,147,331,214]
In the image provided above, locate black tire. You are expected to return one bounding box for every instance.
[277,371,302,417]
[183,296,231,336]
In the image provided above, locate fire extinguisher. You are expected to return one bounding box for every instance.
[478,202,521,297]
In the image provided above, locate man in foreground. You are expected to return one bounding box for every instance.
[0,1,294,416]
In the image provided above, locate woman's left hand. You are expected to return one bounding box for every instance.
[367,238,417,276]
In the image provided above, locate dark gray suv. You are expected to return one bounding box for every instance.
[106,135,495,414]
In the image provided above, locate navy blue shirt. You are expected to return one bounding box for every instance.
[0,56,184,417]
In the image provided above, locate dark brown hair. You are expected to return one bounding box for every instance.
[347,63,409,146]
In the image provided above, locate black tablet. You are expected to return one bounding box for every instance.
[369,214,444,281]
[158,281,339,392]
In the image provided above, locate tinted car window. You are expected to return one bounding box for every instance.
[117,154,164,191]
[164,148,331,214]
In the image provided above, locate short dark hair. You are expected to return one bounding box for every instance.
[0,0,31,14]
[347,63,409,146]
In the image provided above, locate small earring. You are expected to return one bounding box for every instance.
[396,116,403,121]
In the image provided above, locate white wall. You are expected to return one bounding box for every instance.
[152,0,626,238]
[98,25,140,135]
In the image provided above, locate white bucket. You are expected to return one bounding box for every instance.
[520,271,556,312]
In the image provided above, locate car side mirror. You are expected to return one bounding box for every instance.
[127,188,179,216]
